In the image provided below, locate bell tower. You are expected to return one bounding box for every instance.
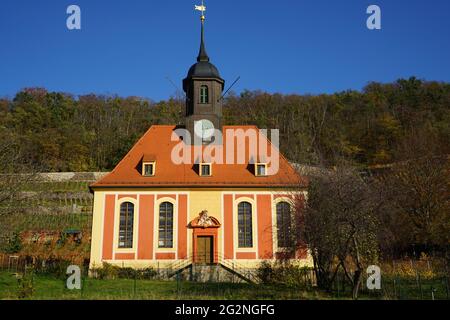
[183,3,225,144]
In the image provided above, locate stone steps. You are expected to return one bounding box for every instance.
[172,264,255,283]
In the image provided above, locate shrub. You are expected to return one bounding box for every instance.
[17,268,35,299]
[91,263,157,280]
[116,267,137,279]
[257,261,275,284]
[39,259,73,278]
[380,255,444,280]
[4,232,23,254]
[93,262,118,280]
[138,268,157,280]
[256,261,314,288]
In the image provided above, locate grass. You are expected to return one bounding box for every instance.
[1,271,448,300]
[328,273,449,300]
[380,275,449,300]
[0,271,333,300]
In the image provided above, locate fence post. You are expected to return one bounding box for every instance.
[336,272,340,298]
[446,261,450,300]
[80,275,83,300]
[217,280,220,298]
[361,272,366,297]
[445,275,449,300]
[415,270,420,300]
[176,272,180,298]
[418,273,423,300]
[31,267,34,296]
[393,278,397,300]
[133,272,137,299]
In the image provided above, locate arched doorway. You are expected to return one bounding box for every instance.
[189,210,221,265]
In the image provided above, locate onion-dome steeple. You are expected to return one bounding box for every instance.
[183,3,225,141]
[183,10,224,91]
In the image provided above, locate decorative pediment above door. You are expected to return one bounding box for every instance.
[189,210,221,229]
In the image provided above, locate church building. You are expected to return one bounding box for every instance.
[89,7,310,276]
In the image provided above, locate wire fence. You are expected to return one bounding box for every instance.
[0,260,309,300]
[0,255,449,300]
[331,270,449,300]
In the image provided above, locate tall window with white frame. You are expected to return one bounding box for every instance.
[158,202,174,248]
[199,85,209,104]
[119,202,134,249]
[276,202,292,248]
[238,202,253,248]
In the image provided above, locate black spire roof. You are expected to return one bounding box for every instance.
[197,17,209,63]
[184,16,224,88]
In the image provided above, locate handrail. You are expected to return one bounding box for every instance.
[164,252,260,283]
[166,255,194,274]
[215,253,259,283]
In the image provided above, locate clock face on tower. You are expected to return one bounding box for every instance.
[194,119,215,143]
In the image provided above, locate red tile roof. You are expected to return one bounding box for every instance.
[90,125,307,189]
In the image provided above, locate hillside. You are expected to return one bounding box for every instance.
[0,173,106,263]
[1,77,449,172]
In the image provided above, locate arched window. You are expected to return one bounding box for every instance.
[238,202,253,248]
[119,202,134,248]
[158,202,174,248]
[199,85,209,104]
[276,202,292,248]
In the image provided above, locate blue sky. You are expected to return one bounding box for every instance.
[0,0,449,101]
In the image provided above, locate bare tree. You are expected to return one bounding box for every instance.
[0,136,39,246]
[296,165,382,299]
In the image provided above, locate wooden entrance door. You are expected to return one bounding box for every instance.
[196,236,213,264]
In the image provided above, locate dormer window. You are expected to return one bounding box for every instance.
[142,162,156,177]
[255,163,268,177]
[199,85,209,104]
[200,163,212,177]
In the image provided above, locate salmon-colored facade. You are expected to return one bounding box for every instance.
[89,126,308,270]
[87,102,311,273]
[90,189,311,270]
